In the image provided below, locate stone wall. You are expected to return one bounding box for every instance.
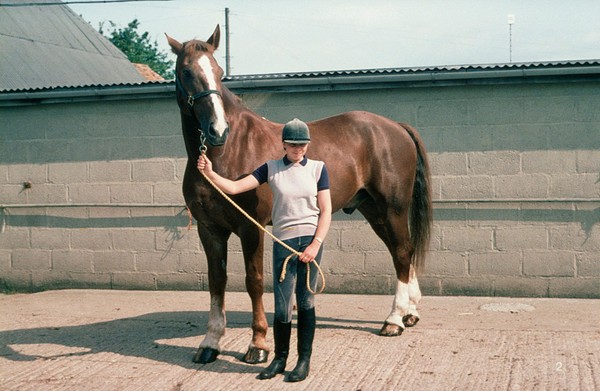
[1,78,599,297]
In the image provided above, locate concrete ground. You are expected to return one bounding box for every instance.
[1,290,599,391]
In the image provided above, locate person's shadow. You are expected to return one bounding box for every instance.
[0,310,380,373]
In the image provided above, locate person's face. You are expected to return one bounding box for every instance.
[284,142,309,162]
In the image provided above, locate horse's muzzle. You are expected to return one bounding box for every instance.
[205,123,230,146]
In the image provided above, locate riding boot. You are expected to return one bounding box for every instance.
[287,307,316,382]
[257,320,291,380]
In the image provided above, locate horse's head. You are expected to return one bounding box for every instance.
[166,25,229,147]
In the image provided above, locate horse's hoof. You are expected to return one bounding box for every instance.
[403,314,420,327]
[243,346,269,364]
[379,322,404,336]
[193,347,219,364]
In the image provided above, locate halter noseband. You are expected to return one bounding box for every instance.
[175,77,222,108]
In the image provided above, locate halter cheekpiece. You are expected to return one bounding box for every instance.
[175,77,222,108]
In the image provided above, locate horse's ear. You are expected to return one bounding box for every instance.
[207,25,220,51]
[165,34,183,55]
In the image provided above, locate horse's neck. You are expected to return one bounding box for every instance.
[210,88,281,175]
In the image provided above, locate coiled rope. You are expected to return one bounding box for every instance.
[197,154,325,294]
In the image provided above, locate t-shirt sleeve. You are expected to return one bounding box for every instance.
[317,164,330,191]
[252,163,269,184]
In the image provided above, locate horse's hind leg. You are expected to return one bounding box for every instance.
[404,265,421,327]
[193,224,229,364]
[361,201,420,336]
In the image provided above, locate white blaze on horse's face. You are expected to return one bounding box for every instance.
[197,54,228,139]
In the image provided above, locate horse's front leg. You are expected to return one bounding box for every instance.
[193,224,230,364]
[240,225,269,364]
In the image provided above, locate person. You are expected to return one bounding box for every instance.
[197,118,332,382]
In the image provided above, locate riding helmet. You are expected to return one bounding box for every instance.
[282,118,310,143]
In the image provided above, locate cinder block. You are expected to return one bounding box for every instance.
[341,223,386,252]
[112,229,155,251]
[70,229,112,250]
[416,100,468,127]
[20,183,67,204]
[225,251,247,274]
[0,270,33,291]
[493,277,549,297]
[12,249,51,270]
[429,152,467,176]
[132,160,177,182]
[439,175,494,200]
[468,151,520,175]
[224,272,248,292]
[111,272,157,290]
[523,96,576,124]
[550,225,600,251]
[89,160,131,182]
[440,277,494,296]
[469,251,522,276]
[153,182,185,204]
[30,228,70,250]
[523,250,575,277]
[469,98,524,125]
[576,150,600,173]
[363,251,393,275]
[577,252,600,277]
[178,251,208,274]
[323,274,392,295]
[416,276,441,296]
[548,277,600,298]
[51,250,93,272]
[425,251,467,276]
[522,151,577,174]
[110,183,153,204]
[0,228,30,249]
[32,271,111,290]
[8,163,47,184]
[325,250,364,274]
[494,174,549,198]
[550,174,600,198]
[156,227,200,251]
[495,227,548,251]
[92,251,136,272]
[134,251,179,273]
[49,162,88,184]
[68,183,110,204]
[156,272,202,290]
[442,227,493,252]
[0,250,11,272]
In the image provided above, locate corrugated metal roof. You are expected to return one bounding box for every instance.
[224,60,600,82]
[0,0,146,92]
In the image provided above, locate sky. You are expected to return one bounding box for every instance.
[69,0,600,76]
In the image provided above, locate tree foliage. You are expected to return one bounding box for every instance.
[100,19,174,80]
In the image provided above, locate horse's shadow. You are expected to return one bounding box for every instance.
[0,310,380,372]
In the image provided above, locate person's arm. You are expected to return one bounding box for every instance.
[197,154,260,195]
[298,189,332,263]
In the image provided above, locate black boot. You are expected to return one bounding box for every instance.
[258,320,291,380]
[287,308,316,382]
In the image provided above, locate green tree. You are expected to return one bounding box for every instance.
[100,19,174,80]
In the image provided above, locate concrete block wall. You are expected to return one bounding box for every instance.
[1,79,599,297]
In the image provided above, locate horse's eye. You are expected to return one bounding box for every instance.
[182,69,193,80]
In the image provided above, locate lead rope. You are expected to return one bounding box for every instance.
[197,148,325,295]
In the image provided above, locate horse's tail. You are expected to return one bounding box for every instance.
[403,123,432,274]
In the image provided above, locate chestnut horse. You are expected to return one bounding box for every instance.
[166,25,432,365]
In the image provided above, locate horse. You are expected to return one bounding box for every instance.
[166,25,432,365]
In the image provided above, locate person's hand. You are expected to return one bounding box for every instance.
[197,154,212,174]
[298,242,320,263]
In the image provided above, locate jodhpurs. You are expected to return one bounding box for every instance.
[272,235,323,323]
